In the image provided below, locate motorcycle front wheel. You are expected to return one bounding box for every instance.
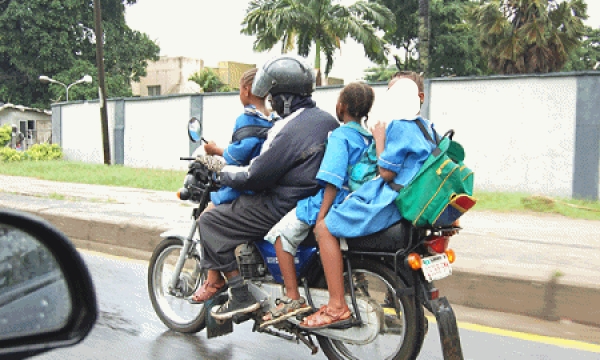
[317,258,425,360]
[147,237,207,333]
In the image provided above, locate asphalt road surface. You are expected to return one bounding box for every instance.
[36,251,600,360]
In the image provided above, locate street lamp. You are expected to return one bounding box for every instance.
[39,74,93,102]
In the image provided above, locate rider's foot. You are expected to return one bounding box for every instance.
[188,280,227,304]
[299,305,352,330]
[211,284,260,320]
[260,296,312,328]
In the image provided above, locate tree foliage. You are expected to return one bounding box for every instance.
[189,68,231,93]
[563,26,600,71]
[0,0,159,108]
[241,0,395,83]
[470,0,587,74]
[370,0,487,78]
[429,0,489,77]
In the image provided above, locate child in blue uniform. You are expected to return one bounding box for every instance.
[260,82,376,327]
[198,68,278,207]
[300,72,437,329]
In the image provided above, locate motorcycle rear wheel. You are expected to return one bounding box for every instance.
[148,237,207,333]
[317,258,424,360]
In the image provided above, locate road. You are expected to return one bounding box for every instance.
[36,251,600,360]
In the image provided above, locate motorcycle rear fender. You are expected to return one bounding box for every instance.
[431,297,464,360]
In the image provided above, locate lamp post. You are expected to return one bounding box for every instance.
[39,75,93,102]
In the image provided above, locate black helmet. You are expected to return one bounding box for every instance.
[252,55,315,98]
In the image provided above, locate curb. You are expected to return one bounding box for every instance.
[21,208,600,329]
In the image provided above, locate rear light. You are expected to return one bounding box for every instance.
[425,236,450,254]
[445,249,456,263]
[407,253,422,270]
[428,288,440,300]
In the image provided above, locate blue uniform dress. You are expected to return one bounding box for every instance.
[325,117,436,238]
[211,106,275,205]
[295,121,373,225]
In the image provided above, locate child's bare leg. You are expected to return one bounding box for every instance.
[313,220,347,312]
[274,237,300,300]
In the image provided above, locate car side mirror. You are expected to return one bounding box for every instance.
[0,209,97,360]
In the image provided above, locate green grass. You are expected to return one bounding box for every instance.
[0,160,186,192]
[2,160,600,221]
[473,191,600,221]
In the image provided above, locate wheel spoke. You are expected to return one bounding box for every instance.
[148,239,206,333]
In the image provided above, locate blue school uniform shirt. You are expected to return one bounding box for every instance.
[211,105,276,205]
[295,121,372,225]
[325,116,436,238]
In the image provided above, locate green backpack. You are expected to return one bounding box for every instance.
[394,120,476,227]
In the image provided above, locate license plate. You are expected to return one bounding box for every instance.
[421,254,452,282]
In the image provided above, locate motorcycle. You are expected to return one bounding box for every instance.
[147,118,464,360]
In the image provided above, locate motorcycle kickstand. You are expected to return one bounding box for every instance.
[294,330,319,355]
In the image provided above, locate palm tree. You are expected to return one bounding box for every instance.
[241,0,395,85]
[471,0,587,74]
[418,0,430,75]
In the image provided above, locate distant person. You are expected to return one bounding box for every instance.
[194,68,278,214]
[10,125,24,150]
[261,82,376,327]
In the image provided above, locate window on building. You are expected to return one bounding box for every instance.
[147,85,161,97]
[19,120,36,140]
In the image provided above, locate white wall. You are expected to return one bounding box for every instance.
[61,101,116,164]
[202,94,243,148]
[123,97,190,170]
[429,77,577,197]
[54,75,590,197]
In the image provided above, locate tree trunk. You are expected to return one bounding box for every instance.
[419,0,430,75]
[315,39,322,86]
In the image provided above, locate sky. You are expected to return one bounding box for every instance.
[125,0,600,83]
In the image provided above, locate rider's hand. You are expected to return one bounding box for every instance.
[204,141,221,156]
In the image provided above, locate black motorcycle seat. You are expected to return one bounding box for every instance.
[345,220,420,252]
[299,220,421,253]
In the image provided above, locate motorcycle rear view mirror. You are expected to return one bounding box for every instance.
[188,117,203,143]
[0,210,97,360]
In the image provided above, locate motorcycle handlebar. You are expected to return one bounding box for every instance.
[180,157,196,161]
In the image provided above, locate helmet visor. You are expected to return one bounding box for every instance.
[252,66,276,98]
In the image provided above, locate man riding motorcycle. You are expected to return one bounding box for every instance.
[193,55,339,320]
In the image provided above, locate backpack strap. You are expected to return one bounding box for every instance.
[414,118,437,145]
[415,118,442,156]
[231,126,270,143]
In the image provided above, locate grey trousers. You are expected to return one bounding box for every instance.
[198,194,283,273]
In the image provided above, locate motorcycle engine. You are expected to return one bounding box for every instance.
[235,244,266,279]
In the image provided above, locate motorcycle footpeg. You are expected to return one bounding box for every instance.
[232,312,254,324]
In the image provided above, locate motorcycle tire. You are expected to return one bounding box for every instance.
[147,237,207,333]
[316,258,425,360]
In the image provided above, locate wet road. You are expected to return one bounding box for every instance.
[37,252,600,360]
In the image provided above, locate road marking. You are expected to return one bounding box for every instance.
[426,315,600,353]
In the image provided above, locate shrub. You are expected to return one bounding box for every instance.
[0,124,11,147]
[0,143,63,162]
[0,147,25,162]
[25,144,63,161]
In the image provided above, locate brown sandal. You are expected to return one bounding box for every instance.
[260,296,312,328]
[188,281,227,304]
[299,305,352,330]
